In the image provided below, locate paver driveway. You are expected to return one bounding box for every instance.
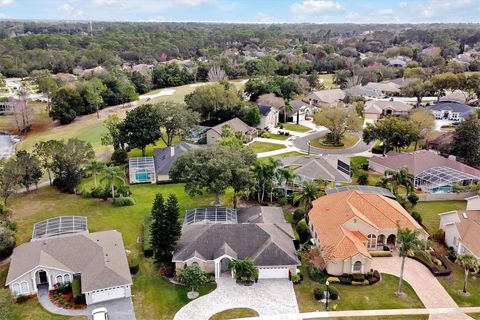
[173,276,299,320]
[372,254,473,320]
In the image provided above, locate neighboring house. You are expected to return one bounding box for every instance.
[365,81,401,94]
[256,93,285,111]
[363,100,413,122]
[5,216,132,305]
[304,89,345,107]
[281,155,351,192]
[173,206,300,279]
[206,118,258,145]
[439,91,469,104]
[153,142,201,182]
[427,102,474,121]
[425,131,453,154]
[388,58,407,68]
[345,86,383,99]
[439,195,480,260]
[290,100,314,123]
[129,156,156,184]
[369,150,480,193]
[257,104,279,130]
[308,190,427,276]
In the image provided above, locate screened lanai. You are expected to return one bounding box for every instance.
[32,216,88,240]
[414,166,479,192]
[184,208,237,225]
[128,156,156,184]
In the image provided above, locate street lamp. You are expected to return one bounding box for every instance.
[325,280,330,311]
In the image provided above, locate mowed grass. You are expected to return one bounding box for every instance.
[309,133,359,149]
[438,260,480,307]
[281,123,311,133]
[267,133,290,140]
[248,141,286,154]
[415,201,466,233]
[6,183,232,319]
[209,308,259,320]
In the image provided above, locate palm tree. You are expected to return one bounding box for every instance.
[100,165,125,199]
[283,98,293,123]
[396,227,429,295]
[456,253,479,294]
[229,257,259,282]
[276,167,296,196]
[384,167,414,196]
[293,180,325,212]
[85,160,105,188]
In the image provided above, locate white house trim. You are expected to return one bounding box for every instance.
[6,265,74,286]
[214,254,235,278]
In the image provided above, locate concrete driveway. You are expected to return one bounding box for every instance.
[372,254,472,320]
[173,277,299,320]
[87,297,136,320]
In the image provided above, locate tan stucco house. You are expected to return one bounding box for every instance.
[363,100,413,122]
[206,118,257,145]
[257,104,279,130]
[308,190,427,276]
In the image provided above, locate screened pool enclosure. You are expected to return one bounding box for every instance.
[129,157,156,184]
[32,216,88,239]
[414,166,479,192]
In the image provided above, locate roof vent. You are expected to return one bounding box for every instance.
[462,212,468,219]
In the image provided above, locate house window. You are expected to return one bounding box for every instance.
[191,262,199,267]
[12,283,20,295]
[353,261,362,272]
[20,281,28,293]
[56,275,63,284]
[367,234,377,249]
[64,274,71,283]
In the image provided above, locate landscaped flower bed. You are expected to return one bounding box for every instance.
[408,249,451,276]
[49,283,86,310]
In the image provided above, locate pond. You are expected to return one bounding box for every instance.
[0,131,19,159]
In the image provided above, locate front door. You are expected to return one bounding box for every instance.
[38,271,48,284]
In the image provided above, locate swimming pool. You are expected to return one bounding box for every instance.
[135,171,152,183]
[431,185,453,193]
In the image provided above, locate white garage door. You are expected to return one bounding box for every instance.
[90,287,126,303]
[258,267,289,279]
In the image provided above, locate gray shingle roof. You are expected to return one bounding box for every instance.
[428,102,474,117]
[173,207,299,266]
[257,104,274,116]
[153,142,201,176]
[6,230,132,292]
[282,155,352,183]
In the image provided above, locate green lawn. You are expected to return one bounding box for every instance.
[5,183,232,319]
[309,133,359,150]
[318,74,336,89]
[438,260,480,307]
[415,201,466,233]
[295,258,423,312]
[248,142,286,154]
[281,123,311,133]
[267,133,290,141]
[209,308,259,320]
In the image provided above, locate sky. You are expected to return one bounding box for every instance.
[0,0,479,23]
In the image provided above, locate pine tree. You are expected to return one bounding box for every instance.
[150,193,181,262]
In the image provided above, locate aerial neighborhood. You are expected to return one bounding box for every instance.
[0,4,480,320]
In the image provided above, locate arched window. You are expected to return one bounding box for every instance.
[191,261,199,267]
[367,234,377,249]
[12,283,20,295]
[64,274,71,283]
[353,261,362,272]
[20,281,28,293]
[56,275,63,284]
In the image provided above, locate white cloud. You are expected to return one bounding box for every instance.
[345,12,359,19]
[91,0,120,6]
[398,2,408,8]
[173,0,211,7]
[149,16,168,22]
[0,12,5,17]
[256,11,274,23]
[290,0,342,15]
[378,8,393,15]
[58,4,85,17]
[0,0,13,5]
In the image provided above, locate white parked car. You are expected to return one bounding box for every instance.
[92,307,109,320]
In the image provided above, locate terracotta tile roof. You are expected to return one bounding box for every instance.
[309,190,424,260]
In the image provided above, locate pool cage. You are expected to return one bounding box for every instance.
[414,166,479,192]
[184,208,237,225]
[32,216,88,240]
[128,157,156,184]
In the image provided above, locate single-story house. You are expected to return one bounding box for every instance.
[365,81,400,94]
[5,216,132,305]
[308,190,427,276]
[427,102,474,121]
[345,86,383,99]
[369,150,480,193]
[256,93,285,110]
[153,142,201,182]
[304,89,345,107]
[257,104,279,130]
[388,58,407,68]
[206,118,258,145]
[425,131,453,154]
[290,100,314,123]
[173,206,300,279]
[128,156,156,184]
[281,155,351,192]
[439,195,480,260]
[363,100,413,122]
[439,91,469,104]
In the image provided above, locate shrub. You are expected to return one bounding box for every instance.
[16,294,27,303]
[447,246,457,262]
[370,251,392,257]
[143,215,153,256]
[79,189,92,198]
[352,280,370,286]
[296,219,309,243]
[309,267,328,283]
[0,227,16,259]
[291,274,302,284]
[116,184,132,197]
[356,170,369,185]
[128,255,140,275]
[293,209,304,223]
[339,276,352,285]
[313,287,324,300]
[326,276,340,283]
[407,193,419,206]
[352,273,365,282]
[328,286,339,300]
[112,197,135,207]
[411,211,422,224]
[278,197,288,206]
[373,270,381,281]
[111,149,128,165]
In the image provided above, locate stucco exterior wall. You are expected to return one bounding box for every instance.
[259,111,279,130]
[8,266,74,296]
[175,258,215,275]
[326,255,372,276]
